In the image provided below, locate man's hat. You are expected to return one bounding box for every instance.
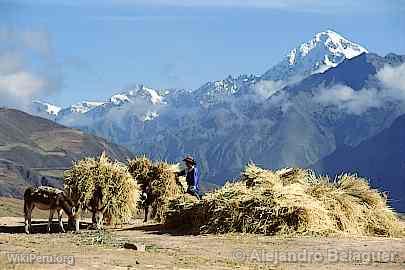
[183,156,196,165]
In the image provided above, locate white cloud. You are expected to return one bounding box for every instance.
[253,80,285,99]
[314,63,405,115]
[377,63,405,101]
[315,85,381,115]
[0,28,61,111]
[252,74,304,105]
[0,52,49,109]
[0,72,46,98]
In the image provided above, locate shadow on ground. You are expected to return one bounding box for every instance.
[0,220,91,234]
[117,223,200,236]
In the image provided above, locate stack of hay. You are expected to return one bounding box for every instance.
[128,156,186,222]
[127,156,152,189]
[165,164,404,237]
[64,153,139,225]
[165,194,201,230]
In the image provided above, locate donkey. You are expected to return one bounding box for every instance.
[140,185,154,222]
[24,186,76,234]
[86,186,106,229]
[140,175,186,222]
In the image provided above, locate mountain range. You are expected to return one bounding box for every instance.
[33,30,369,122]
[29,30,405,211]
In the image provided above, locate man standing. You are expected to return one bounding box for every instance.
[177,156,202,199]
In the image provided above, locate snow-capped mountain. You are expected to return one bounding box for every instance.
[262,30,368,81]
[32,30,370,116]
[68,101,106,114]
[30,100,61,120]
[194,74,260,106]
[192,30,368,105]
[32,84,170,127]
[53,101,106,125]
[31,30,370,117]
[109,85,168,106]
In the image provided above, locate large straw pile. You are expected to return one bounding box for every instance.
[64,153,139,225]
[165,164,404,237]
[128,156,185,222]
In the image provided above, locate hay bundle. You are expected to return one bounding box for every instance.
[64,153,139,225]
[128,157,185,222]
[165,164,404,237]
[308,174,401,236]
[165,194,202,230]
[127,156,152,189]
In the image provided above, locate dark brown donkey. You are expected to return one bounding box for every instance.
[24,186,77,234]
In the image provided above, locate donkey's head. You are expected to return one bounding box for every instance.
[61,193,78,230]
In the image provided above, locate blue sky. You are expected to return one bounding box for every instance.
[1,0,404,107]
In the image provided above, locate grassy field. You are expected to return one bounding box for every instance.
[0,197,24,218]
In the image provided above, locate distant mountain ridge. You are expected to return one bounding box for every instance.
[32,30,368,120]
[0,108,134,198]
[313,113,405,212]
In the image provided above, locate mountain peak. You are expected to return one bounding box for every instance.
[31,100,61,118]
[288,30,368,66]
[69,101,106,113]
[263,30,368,81]
[194,74,260,105]
[110,84,167,106]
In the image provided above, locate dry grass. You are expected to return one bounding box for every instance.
[165,164,404,237]
[0,197,32,218]
[64,153,139,225]
[128,156,186,222]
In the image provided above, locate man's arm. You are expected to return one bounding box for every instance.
[176,169,186,177]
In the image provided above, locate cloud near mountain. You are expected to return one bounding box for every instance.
[315,85,382,115]
[377,63,405,99]
[314,63,405,115]
[0,27,61,110]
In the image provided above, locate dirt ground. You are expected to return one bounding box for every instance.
[0,216,404,270]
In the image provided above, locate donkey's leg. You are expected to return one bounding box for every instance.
[75,216,80,232]
[47,209,55,233]
[143,206,149,223]
[57,209,65,233]
[28,205,34,233]
[24,201,32,234]
[95,211,104,230]
[91,210,96,225]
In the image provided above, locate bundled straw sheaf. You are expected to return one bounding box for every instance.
[64,153,139,225]
[128,156,186,222]
[165,164,404,237]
